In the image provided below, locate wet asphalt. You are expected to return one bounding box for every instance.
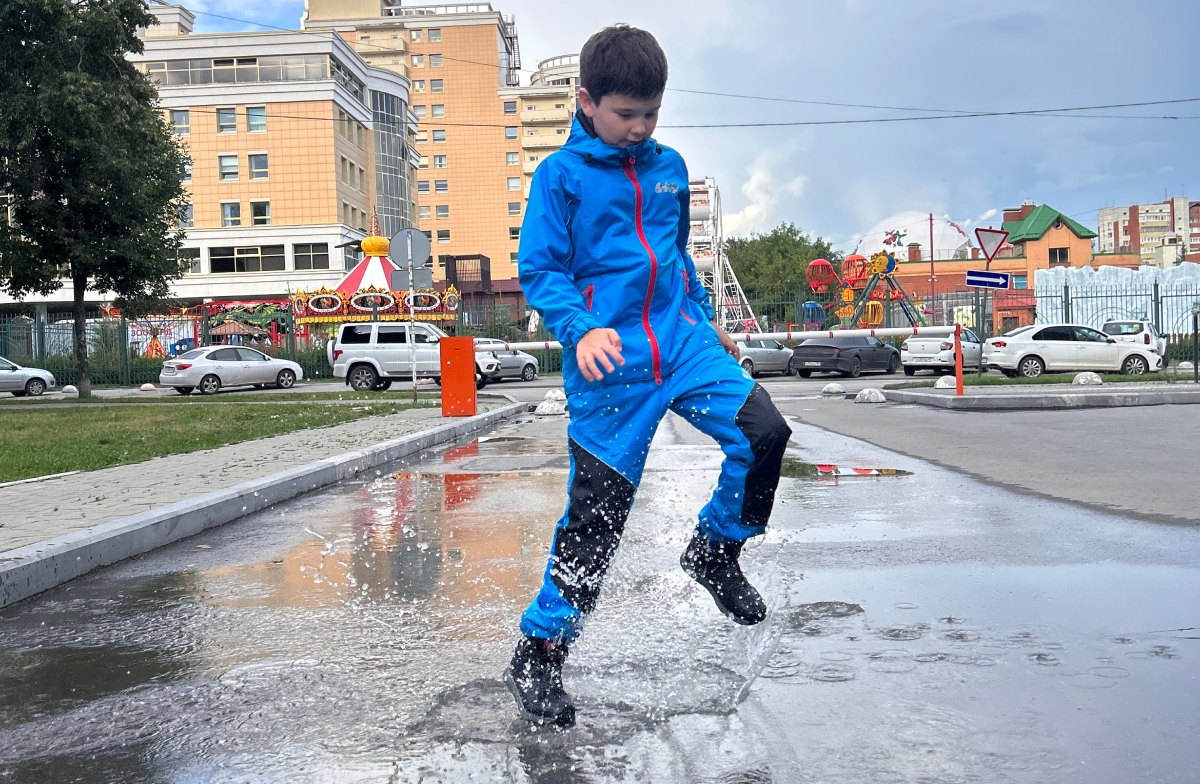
[0,378,1197,783]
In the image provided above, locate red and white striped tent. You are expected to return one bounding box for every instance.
[335,251,400,296]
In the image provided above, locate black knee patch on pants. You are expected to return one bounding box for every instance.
[734,384,792,527]
[550,440,636,614]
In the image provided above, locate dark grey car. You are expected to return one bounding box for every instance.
[790,336,900,378]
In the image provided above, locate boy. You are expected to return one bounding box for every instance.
[505,24,792,727]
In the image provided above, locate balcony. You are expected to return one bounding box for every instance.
[522,134,563,150]
[520,107,572,124]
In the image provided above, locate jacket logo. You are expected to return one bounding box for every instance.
[654,181,680,194]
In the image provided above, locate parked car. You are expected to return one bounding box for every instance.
[790,335,900,378]
[900,329,983,376]
[159,346,304,395]
[0,356,56,397]
[738,338,794,377]
[982,323,1163,378]
[327,322,500,391]
[473,338,540,381]
[1101,319,1168,359]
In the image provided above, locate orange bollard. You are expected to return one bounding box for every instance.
[439,336,477,417]
[954,323,964,396]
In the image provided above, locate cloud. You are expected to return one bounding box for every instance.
[978,208,998,221]
[723,152,807,237]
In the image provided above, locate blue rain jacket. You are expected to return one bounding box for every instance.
[518,113,719,392]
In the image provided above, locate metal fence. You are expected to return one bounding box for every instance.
[6,279,1197,384]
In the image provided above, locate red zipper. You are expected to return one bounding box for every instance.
[582,284,594,311]
[623,156,662,383]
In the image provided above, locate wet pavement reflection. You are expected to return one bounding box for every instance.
[1,413,1197,783]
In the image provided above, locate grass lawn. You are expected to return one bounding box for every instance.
[0,400,435,483]
[0,390,442,405]
[887,371,1171,389]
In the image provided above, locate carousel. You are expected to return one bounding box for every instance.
[290,216,460,329]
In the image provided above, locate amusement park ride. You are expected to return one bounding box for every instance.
[803,251,928,330]
[687,177,758,333]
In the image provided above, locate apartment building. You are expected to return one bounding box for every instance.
[501,54,578,198]
[304,1,535,300]
[128,3,418,306]
[1097,196,1199,264]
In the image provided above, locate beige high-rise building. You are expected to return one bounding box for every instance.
[305,1,529,313]
[501,54,579,197]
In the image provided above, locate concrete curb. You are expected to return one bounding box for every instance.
[883,387,1200,410]
[0,401,529,608]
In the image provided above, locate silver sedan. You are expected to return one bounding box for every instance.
[160,346,303,395]
[0,356,56,397]
[474,338,541,381]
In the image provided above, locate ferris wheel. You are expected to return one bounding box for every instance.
[686,177,759,332]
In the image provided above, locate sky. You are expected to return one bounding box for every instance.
[187,0,1200,254]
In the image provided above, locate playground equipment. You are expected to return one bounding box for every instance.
[803,252,927,329]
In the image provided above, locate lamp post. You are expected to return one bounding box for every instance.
[1191,301,1199,384]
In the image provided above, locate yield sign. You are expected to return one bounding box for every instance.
[974,227,1009,264]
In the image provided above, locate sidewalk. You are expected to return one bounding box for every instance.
[882,380,1200,409]
[0,397,528,607]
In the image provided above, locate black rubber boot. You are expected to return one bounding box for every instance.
[504,635,576,728]
[680,531,767,625]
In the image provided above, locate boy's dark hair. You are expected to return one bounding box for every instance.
[579,24,668,101]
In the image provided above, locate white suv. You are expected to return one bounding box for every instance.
[1101,320,1168,361]
[328,322,500,391]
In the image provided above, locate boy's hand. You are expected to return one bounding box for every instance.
[713,323,740,358]
[576,328,625,381]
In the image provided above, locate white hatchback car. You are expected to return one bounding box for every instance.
[160,346,304,395]
[982,323,1163,378]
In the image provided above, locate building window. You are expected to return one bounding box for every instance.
[503,101,517,115]
[180,248,201,274]
[414,130,428,144]
[430,79,443,93]
[1013,275,1028,289]
[436,229,450,243]
[506,151,519,165]
[248,153,268,180]
[507,177,520,191]
[433,155,447,168]
[182,160,192,182]
[418,156,429,169]
[509,227,520,240]
[434,179,448,193]
[413,80,425,92]
[428,28,441,42]
[221,202,241,227]
[411,54,424,67]
[418,206,431,220]
[510,251,518,263]
[170,109,189,134]
[413,105,427,119]
[436,204,449,219]
[431,104,445,118]
[179,203,193,229]
[508,202,521,216]
[294,243,330,270]
[429,54,443,67]
[505,126,518,140]
[250,200,270,226]
[1049,247,1069,265]
[246,106,266,132]
[410,29,423,41]
[216,107,236,133]
[210,245,285,274]
[432,129,446,143]
[218,154,238,180]
[417,180,430,193]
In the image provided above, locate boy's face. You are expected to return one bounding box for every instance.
[578,88,662,148]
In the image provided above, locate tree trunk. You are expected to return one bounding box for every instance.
[72,272,91,397]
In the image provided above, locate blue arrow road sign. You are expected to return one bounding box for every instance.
[965,269,1011,289]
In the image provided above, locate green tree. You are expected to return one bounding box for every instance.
[725,222,843,299]
[0,0,189,395]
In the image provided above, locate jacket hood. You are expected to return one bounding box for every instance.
[561,108,661,166]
